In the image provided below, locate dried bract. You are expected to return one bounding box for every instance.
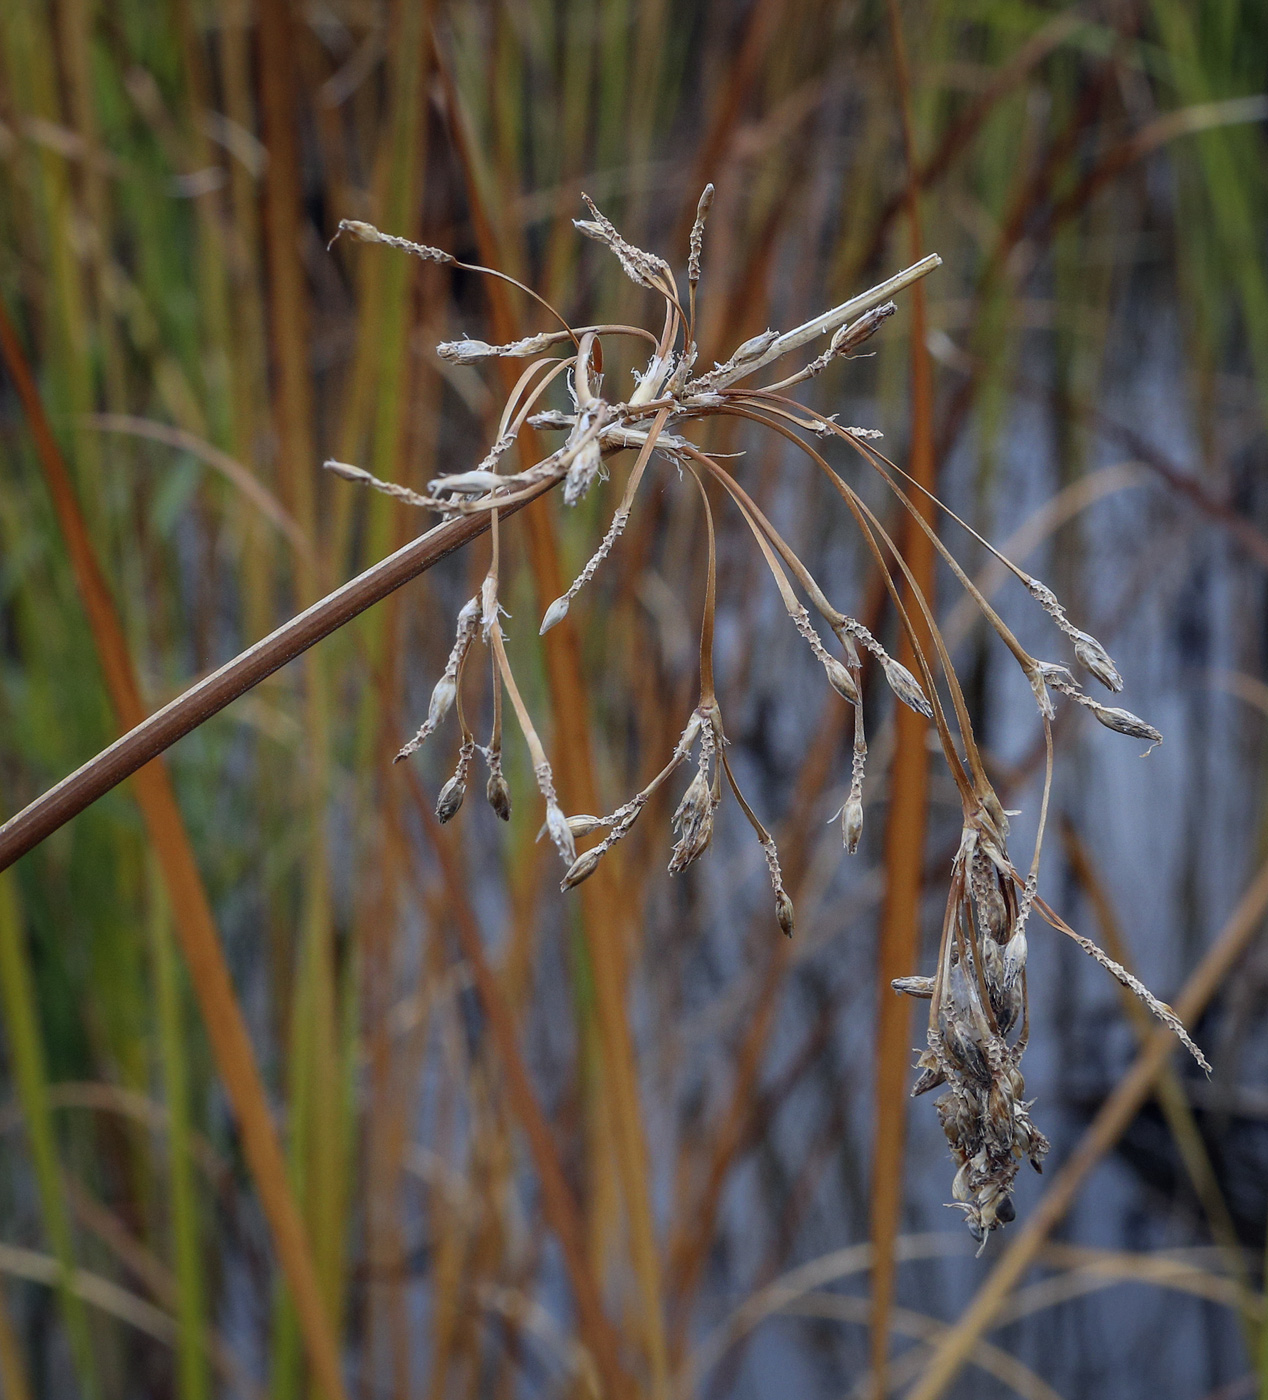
[669,765,716,875]
[880,654,934,719]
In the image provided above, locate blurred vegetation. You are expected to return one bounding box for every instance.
[0,1,1266,1397]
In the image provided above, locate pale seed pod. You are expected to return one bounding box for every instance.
[881,655,934,718]
[324,459,372,484]
[561,847,603,891]
[775,889,795,938]
[1072,632,1123,692]
[486,771,512,822]
[436,774,466,824]
[1093,705,1162,745]
[337,219,381,243]
[730,328,779,364]
[566,815,605,837]
[427,469,504,496]
[668,768,715,874]
[564,437,604,506]
[436,338,498,364]
[822,654,859,704]
[540,595,570,634]
[829,300,896,357]
[1001,930,1028,987]
[545,800,578,864]
[842,793,864,853]
[427,674,457,732]
[891,975,935,999]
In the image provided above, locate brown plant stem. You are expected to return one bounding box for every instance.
[871,4,937,1391]
[0,483,548,875]
[907,855,1268,1400]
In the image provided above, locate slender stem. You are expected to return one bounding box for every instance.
[0,485,555,873]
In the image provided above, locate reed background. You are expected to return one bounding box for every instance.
[0,0,1266,1396]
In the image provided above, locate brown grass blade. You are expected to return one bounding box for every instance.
[906,855,1268,1400]
[870,4,938,1390]
[0,296,347,1400]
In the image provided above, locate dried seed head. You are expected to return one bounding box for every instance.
[427,674,457,732]
[1093,704,1162,747]
[775,889,795,938]
[842,793,864,854]
[544,799,578,864]
[1072,631,1124,692]
[336,219,385,243]
[566,814,605,837]
[324,458,372,484]
[669,767,715,874]
[822,654,860,704]
[892,975,935,999]
[436,338,498,364]
[829,300,896,356]
[540,594,570,634]
[730,328,780,364]
[1001,930,1027,986]
[564,436,604,506]
[428,469,504,497]
[486,770,512,821]
[574,195,671,289]
[688,183,714,285]
[561,847,604,891]
[436,773,466,824]
[335,219,455,263]
[881,655,934,718]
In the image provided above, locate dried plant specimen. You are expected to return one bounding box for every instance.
[330,196,1199,1246]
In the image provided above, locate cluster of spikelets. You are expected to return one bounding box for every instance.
[327,190,1206,1246]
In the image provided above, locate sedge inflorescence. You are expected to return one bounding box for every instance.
[328,191,1204,1246]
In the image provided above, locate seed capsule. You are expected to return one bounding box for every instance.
[891,975,935,999]
[822,655,860,704]
[540,595,571,634]
[436,774,466,824]
[731,328,779,363]
[1072,632,1123,692]
[436,338,498,364]
[486,771,512,821]
[829,300,896,357]
[881,655,934,718]
[545,800,578,863]
[427,675,456,731]
[775,890,795,938]
[561,847,603,891]
[1093,705,1162,746]
[842,793,864,853]
[669,768,715,874]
